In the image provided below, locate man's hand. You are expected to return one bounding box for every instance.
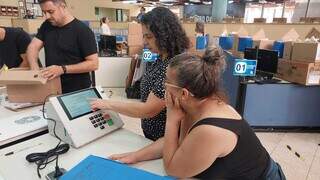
[41,65,64,80]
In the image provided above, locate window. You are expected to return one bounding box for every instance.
[244,3,263,23]
[308,0,320,17]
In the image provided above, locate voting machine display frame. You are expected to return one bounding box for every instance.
[57,88,102,120]
[46,87,124,148]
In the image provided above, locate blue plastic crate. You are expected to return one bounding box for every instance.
[238,37,253,52]
[219,36,233,50]
[273,41,284,58]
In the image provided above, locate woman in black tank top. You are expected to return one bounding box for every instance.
[160,46,286,179]
[108,46,286,179]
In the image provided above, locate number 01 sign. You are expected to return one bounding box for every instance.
[233,59,257,77]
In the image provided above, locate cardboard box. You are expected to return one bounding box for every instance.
[306,27,320,39]
[283,41,294,60]
[0,69,61,103]
[128,23,142,35]
[128,46,143,56]
[273,18,287,24]
[254,18,266,23]
[127,34,143,46]
[277,60,320,86]
[291,42,320,62]
[253,39,274,50]
[311,17,320,23]
[299,17,311,23]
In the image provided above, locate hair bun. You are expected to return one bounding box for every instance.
[202,46,224,64]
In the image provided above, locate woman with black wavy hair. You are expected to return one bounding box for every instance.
[91,7,189,161]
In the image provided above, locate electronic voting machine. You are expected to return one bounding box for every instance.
[46,87,124,148]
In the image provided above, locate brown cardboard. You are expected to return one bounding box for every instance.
[127,34,143,46]
[0,69,61,103]
[291,42,320,62]
[0,70,47,84]
[252,29,266,40]
[277,60,320,86]
[128,46,143,56]
[237,26,248,37]
[259,40,275,50]
[253,39,274,50]
[273,18,287,24]
[253,40,260,48]
[299,17,312,23]
[281,28,300,41]
[128,23,142,35]
[253,18,266,23]
[283,41,294,60]
[311,17,320,23]
[305,27,320,39]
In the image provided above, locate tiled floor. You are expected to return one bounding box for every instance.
[108,89,320,180]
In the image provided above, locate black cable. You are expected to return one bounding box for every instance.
[26,94,70,178]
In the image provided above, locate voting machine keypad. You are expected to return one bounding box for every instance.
[89,113,114,129]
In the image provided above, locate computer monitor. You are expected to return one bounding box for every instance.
[256,49,278,75]
[244,47,258,60]
[99,35,117,56]
[244,48,278,79]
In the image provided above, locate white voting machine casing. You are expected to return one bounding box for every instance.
[0,109,47,146]
[46,87,124,148]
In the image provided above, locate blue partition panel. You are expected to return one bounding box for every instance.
[243,83,320,127]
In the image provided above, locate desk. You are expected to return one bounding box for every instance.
[0,129,166,180]
[0,90,47,149]
[223,52,320,129]
[0,104,47,149]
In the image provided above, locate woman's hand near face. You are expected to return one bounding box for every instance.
[165,91,185,124]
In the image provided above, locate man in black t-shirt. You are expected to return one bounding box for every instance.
[27,0,98,93]
[0,27,31,69]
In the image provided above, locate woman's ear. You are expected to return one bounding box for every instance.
[181,88,190,101]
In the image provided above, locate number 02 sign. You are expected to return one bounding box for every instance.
[233,59,257,77]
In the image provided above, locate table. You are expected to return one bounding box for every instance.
[0,102,47,149]
[0,129,165,180]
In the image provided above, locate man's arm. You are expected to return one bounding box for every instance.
[63,53,98,74]
[19,54,29,68]
[40,53,98,80]
[26,37,43,70]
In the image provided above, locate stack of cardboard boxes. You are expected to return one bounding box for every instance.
[277,42,320,85]
[127,23,143,56]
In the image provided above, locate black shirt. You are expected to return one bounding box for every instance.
[189,118,270,180]
[140,58,170,141]
[36,19,97,93]
[0,27,31,69]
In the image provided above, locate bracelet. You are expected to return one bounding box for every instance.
[61,65,67,74]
